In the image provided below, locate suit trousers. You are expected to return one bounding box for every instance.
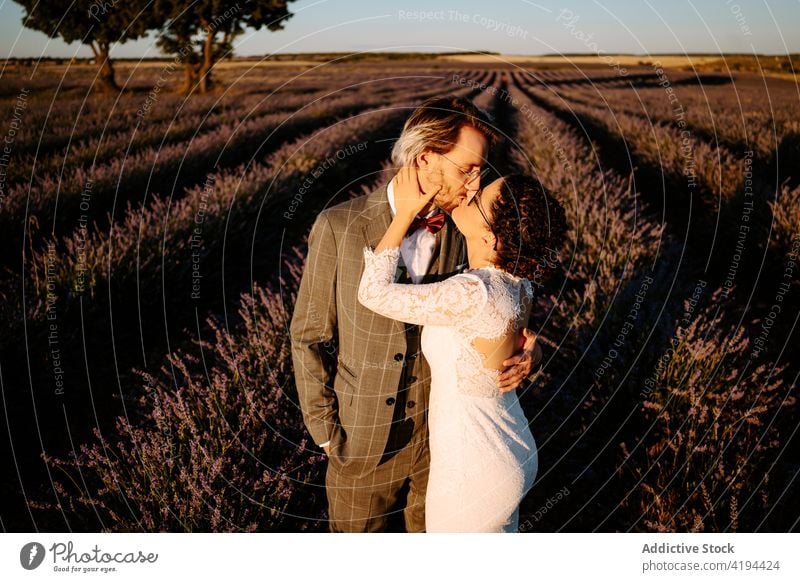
[325,426,430,532]
[324,269,433,532]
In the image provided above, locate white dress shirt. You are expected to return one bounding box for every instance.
[319,178,440,449]
[386,177,440,284]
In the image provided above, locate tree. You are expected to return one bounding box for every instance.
[14,1,156,93]
[153,0,295,94]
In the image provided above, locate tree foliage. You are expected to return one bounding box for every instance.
[153,0,295,93]
[15,0,156,92]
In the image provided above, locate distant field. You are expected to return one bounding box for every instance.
[1,59,797,533]
[439,53,722,67]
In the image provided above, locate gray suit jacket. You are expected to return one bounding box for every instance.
[290,181,466,477]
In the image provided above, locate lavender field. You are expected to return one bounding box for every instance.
[0,59,798,532]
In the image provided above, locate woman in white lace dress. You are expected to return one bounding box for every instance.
[358,168,567,532]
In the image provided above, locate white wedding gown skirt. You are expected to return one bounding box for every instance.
[422,325,538,533]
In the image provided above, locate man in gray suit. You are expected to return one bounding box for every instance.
[290,96,542,532]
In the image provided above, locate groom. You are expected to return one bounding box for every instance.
[290,96,541,532]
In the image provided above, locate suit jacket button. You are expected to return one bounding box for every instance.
[394,353,404,361]
[407,400,416,409]
[386,397,396,406]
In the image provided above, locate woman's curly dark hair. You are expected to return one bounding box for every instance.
[489,173,568,283]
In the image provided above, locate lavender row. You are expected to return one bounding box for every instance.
[2,80,337,185]
[507,80,665,311]
[4,76,432,188]
[13,64,461,164]
[1,64,448,162]
[517,72,800,265]
[4,77,452,242]
[553,82,799,172]
[27,84,469,311]
[518,73,745,211]
[509,78,793,531]
[0,65,351,146]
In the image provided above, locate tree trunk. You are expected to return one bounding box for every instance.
[180,62,199,95]
[198,22,215,94]
[90,42,119,93]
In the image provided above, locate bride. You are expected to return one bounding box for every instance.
[358,167,567,532]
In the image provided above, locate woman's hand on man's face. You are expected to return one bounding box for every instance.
[394,166,439,219]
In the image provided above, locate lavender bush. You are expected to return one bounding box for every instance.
[618,288,794,532]
[770,181,800,256]
[35,254,327,531]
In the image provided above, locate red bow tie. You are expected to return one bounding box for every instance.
[408,211,445,235]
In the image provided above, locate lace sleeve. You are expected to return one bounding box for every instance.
[357,246,487,326]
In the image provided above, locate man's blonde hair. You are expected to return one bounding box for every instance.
[391,96,498,168]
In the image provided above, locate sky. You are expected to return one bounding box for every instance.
[1,0,798,59]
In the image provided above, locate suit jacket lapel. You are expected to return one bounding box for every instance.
[362,182,393,249]
[360,182,406,335]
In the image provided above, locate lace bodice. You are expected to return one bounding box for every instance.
[357,247,533,397]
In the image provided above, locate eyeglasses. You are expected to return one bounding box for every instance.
[467,188,493,231]
[439,152,489,184]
